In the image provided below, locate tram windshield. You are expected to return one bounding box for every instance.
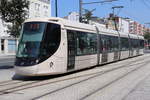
[16,22,61,60]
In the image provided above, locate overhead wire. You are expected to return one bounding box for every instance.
[110,2,140,22]
[140,0,150,10]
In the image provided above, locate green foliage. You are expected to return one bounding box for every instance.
[144,31,150,40]
[0,0,29,37]
[84,10,93,21]
[83,9,95,23]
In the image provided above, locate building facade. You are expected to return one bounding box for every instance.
[0,37,18,55]
[128,20,150,36]
[0,0,51,55]
[106,14,129,33]
[64,12,79,22]
[28,0,51,18]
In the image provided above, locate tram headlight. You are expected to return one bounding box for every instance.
[36,59,39,63]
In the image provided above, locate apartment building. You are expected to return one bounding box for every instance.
[0,0,51,55]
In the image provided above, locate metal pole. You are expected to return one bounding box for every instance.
[55,0,58,17]
[79,0,82,22]
[79,0,118,22]
[112,8,115,16]
[112,6,124,16]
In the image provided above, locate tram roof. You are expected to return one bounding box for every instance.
[25,17,143,38]
[25,17,118,35]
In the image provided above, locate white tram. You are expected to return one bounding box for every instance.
[15,17,144,76]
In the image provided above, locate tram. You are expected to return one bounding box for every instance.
[15,17,144,76]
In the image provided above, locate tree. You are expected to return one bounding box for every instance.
[83,8,96,23]
[0,0,29,37]
[144,31,150,40]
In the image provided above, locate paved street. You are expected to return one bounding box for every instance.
[0,53,150,100]
[0,55,15,66]
[0,56,15,81]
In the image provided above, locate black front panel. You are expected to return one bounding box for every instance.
[39,23,61,62]
[67,30,76,70]
[15,57,37,66]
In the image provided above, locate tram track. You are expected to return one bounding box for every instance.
[0,80,24,86]
[30,56,150,100]
[0,55,149,98]
[0,80,15,85]
[32,61,150,100]
[79,61,150,100]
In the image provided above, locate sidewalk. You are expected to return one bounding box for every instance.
[124,74,150,100]
[144,49,150,53]
[0,53,15,59]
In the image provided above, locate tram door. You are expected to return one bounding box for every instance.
[136,39,140,55]
[114,37,120,61]
[67,30,76,71]
[101,35,108,64]
[114,49,119,61]
[129,39,134,57]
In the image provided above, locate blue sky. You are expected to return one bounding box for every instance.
[51,0,150,26]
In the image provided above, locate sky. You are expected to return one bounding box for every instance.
[51,0,150,26]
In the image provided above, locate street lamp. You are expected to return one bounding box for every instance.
[112,6,124,16]
[79,0,118,22]
[55,0,58,17]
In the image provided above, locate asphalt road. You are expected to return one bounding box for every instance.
[0,56,15,69]
[0,53,150,100]
[0,56,15,81]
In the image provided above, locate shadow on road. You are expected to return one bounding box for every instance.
[0,66,14,69]
[12,74,66,81]
[12,66,97,81]
[144,50,150,53]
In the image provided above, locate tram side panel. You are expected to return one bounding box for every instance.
[67,30,98,71]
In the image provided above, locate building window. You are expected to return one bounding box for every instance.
[8,40,17,53]
[44,5,48,9]
[44,11,48,17]
[1,39,4,52]
[35,3,40,11]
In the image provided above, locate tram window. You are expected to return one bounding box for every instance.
[136,39,139,48]
[76,32,97,55]
[101,35,106,52]
[76,32,87,55]
[121,37,129,51]
[88,33,97,54]
[101,35,109,52]
[114,36,119,51]
[139,40,144,49]
[110,36,119,52]
[40,23,61,59]
[131,39,138,49]
[134,39,137,49]
[107,36,112,52]
[101,35,117,52]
